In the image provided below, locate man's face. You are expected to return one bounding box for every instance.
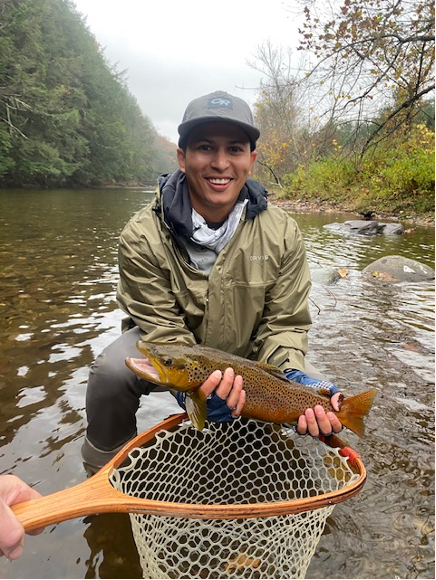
[177,122,257,222]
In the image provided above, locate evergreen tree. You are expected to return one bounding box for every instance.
[0,0,174,187]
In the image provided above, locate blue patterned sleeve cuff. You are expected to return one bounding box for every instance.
[284,369,340,395]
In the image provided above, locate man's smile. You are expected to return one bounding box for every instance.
[207,177,232,184]
[205,177,233,190]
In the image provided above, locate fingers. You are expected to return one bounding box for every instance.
[1,474,41,505]
[296,413,308,435]
[215,368,236,400]
[225,374,245,417]
[199,369,223,397]
[0,499,25,560]
[199,368,245,416]
[326,410,343,433]
[296,405,343,437]
[0,475,44,557]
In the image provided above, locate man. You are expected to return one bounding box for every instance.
[82,90,342,471]
[0,474,43,560]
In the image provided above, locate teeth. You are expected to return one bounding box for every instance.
[208,178,231,184]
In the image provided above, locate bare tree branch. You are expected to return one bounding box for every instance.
[295,0,434,153]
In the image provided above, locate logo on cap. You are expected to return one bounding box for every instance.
[207,97,233,110]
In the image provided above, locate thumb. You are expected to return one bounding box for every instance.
[331,392,342,412]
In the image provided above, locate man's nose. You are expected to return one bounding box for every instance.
[210,149,230,171]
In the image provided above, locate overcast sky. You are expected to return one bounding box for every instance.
[71,0,303,144]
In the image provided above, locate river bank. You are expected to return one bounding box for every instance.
[3,182,434,227]
[270,195,435,228]
[104,182,435,227]
[105,182,435,227]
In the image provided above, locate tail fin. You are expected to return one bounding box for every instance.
[337,389,377,437]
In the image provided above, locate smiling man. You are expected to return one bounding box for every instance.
[82,91,343,472]
[177,121,257,222]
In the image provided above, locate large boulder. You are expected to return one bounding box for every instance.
[363,255,435,282]
[344,220,385,235]
[324,220,403,235]
[378,222,404,235]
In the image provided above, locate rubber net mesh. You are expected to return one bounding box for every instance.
[110,418,360,579]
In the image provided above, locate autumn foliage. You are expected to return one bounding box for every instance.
[251,0,434,216]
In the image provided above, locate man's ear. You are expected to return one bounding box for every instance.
[249,150,257,174]
[177,147,186,173]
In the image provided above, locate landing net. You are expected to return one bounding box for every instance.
[110,417,364,579]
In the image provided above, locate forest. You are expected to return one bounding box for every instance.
[0,0,178,187]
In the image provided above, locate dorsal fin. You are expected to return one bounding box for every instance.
[317,387,333,397]
[255,361,288,380]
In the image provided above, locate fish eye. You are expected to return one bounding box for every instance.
[163,358,173,366]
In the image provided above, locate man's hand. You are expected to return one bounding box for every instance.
[0,475,44,560]
[200,367,246,420]
[296,392,343,437]
[284,369,343,437]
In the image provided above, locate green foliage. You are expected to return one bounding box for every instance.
[0,126,15,178]
[365,124,435,212]
[0,0,173,187]
[282,124,435,215]
[377,148,433,195]
[290,157,357,196]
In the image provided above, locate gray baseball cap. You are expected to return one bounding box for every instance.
[178,90,260,148]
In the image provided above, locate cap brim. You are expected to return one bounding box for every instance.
[178,117,260,147]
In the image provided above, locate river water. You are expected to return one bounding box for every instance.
[0,188,434,579]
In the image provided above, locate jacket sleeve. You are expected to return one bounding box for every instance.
[253,218,312,371]
[116,215,197,346]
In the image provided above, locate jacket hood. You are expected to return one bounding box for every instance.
[156,169,268,237]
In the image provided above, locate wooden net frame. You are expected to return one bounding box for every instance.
[109,414,366,578]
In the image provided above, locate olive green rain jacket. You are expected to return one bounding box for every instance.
[116,171,312,371]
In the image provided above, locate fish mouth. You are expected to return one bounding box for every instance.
[125,356,165,383]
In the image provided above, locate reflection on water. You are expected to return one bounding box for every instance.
[0,189,434,579]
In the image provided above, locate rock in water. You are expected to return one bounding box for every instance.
[363,255,435,282]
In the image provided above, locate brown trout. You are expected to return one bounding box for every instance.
[125,342,376,434]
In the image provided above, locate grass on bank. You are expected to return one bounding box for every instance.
[276,124,435,219]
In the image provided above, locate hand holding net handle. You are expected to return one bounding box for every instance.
[13,414,188,531]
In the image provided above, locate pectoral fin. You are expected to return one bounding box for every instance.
[185,390,207,430]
